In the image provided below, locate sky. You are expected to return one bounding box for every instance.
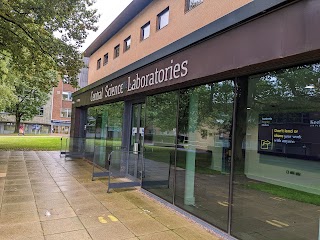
[80,0,133,52]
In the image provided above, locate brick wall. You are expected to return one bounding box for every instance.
[88,0,252,84]
[51,80,76,121]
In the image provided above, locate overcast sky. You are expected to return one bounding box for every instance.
[80,0,133,52]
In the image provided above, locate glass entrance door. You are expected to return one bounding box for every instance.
[130,103,145,153]
[128,103,145,178]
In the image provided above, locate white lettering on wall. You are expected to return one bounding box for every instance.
[90,59,189,102]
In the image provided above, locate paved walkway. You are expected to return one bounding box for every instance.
[0,151,221,240]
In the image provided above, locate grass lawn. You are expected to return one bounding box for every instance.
[0,136,63,151]
[245,182,320,206]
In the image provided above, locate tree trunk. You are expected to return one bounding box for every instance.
[234,77,249,173]
[14,107,21,134]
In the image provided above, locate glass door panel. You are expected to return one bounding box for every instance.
[175,81,234,231]
[128,103,145,178]
[143,92,178,204]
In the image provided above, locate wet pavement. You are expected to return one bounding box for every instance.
[0,151,221,240]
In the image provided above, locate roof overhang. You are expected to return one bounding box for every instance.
[84,0,154,57]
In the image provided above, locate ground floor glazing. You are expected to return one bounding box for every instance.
[80,63,320,240]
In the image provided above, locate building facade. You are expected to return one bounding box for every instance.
[0,97,52,134]
[0,57,88,135]
[71,0,320,239]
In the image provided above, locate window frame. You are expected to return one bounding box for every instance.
[62,91,72,101]
[61,108,72,118]
[114,44,120,58]
[103,53,108,66]
[62,76,70,84]
[38,107,44,116]
[185,0,203,12]
[97,58,101,70]
[124,36,131,52]
[157,7,169,30]
[141,22,151,41]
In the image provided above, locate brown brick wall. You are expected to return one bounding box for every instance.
[52,80,76,121]
[88,0,252,84]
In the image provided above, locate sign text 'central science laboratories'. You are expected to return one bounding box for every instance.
[90,59,188,102]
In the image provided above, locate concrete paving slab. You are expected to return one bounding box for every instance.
[86,222,135,240]
[0,210,39,225]
[44,229,92,240]
[101,198,138,212]
[0,151,223,240]
[174,226,221,240]
[139,230,184,240]
[154,213,193,230]
[2,194,35,204]
[78,212,113,229]
[124,218,169,236]
[112,208,153,222]
[38,206,76,221]
[73,202,108,216]
[1,202,37,214]
[41,216,84,235]
[0,222,43,239]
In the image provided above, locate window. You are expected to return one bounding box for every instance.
[114,44,120,58]
[97,58,101,69]
[62,92,72,101]
[124,36,131,52]
[186,0,203,11]
[62,76,70,84]
[38,107,44,116]
[157,8,169,30]
[103,53,108,66]
[61,108,72,118]
[141,22,150,40]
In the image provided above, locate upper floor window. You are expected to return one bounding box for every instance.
[186,0,203,11]
[103,53,108,66]
[62,92,72,101]
[124,36,131,52]
[114,44,120,58]
[61,108,72,118]
[97,58,101,69]
[62,76,70,84]
[157,7,169,30]
[141,22,150,40]
[38,107,44,116]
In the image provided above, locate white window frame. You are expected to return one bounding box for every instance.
[141,22,150,40]
[186,0,203,11]
[61,108,72,118]
[62,92,72,101]
[157,8,169,30]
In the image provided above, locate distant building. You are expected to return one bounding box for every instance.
[0,57,88,134]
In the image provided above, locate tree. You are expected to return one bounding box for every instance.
[0,0,99,87]
[5,68,58,133]
[0,53,16,111]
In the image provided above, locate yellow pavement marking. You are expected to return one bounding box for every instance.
[270,197,286,201]
[98,217,108,223]
[272,220,289,227]
[266,219,289,228]
[266,220,283,228]
[218,201,229,207]
[108,215,119,222]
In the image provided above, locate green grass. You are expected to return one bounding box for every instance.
[0,136,63,151]
[144,145,222,175]
[245,182,320,206]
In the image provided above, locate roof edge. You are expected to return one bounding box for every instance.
[75,0,294,97]
[84,0,154,57]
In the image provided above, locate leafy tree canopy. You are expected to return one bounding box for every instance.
[0,0,99,86]
[5,66,58,132]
